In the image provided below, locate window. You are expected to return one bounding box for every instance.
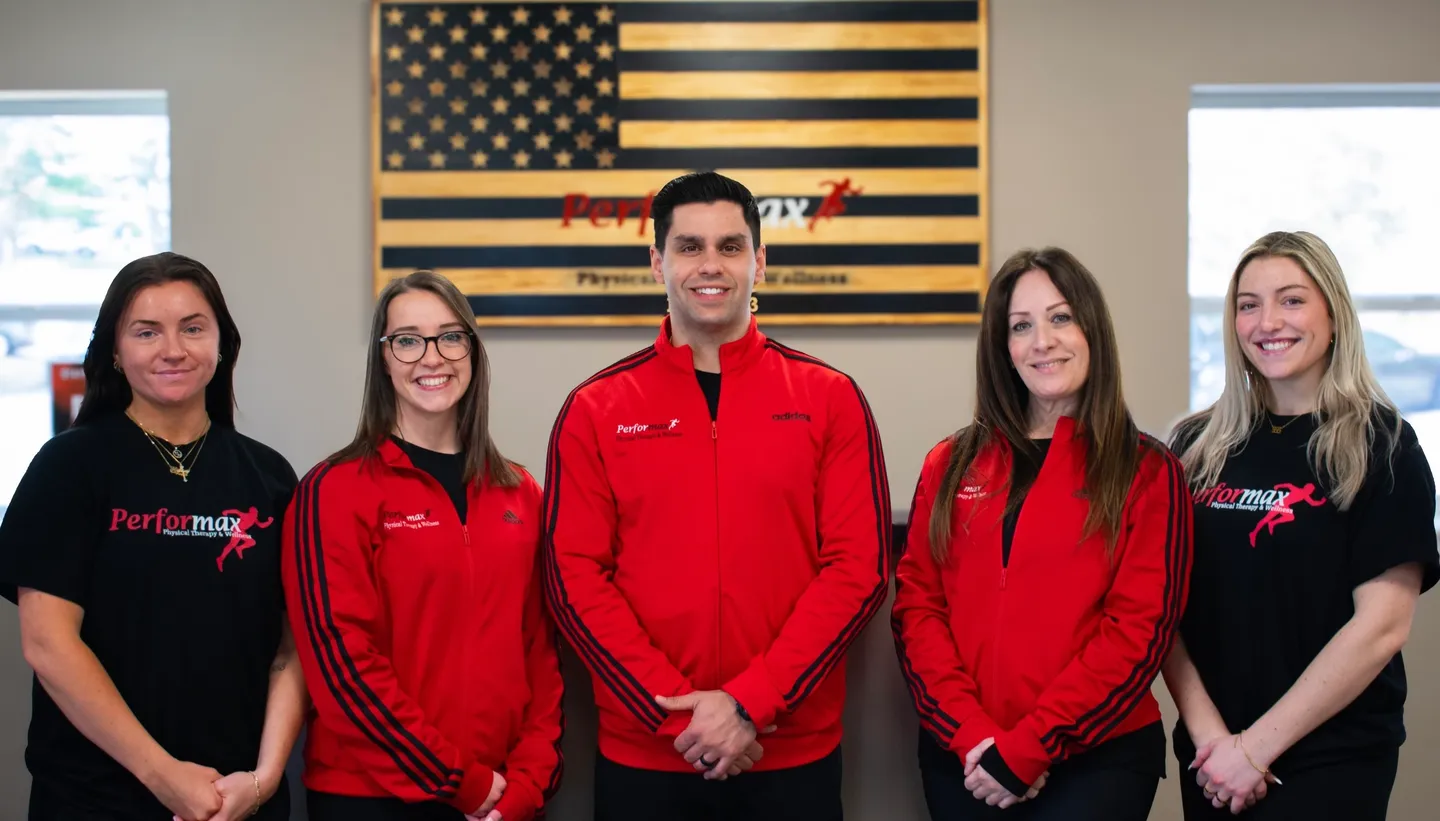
[1187,84,1440,527]
[0,91,170,522]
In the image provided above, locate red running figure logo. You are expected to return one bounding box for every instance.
[807,178,864,232]
[1249,483,1327,547]
[217,506,274,571]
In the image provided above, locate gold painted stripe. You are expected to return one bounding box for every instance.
[378,168,982,197]
[381,265,985,294]
[619,71,979,101]
[618,22,979,52]
[619,120,978,149]
[379,216,983,246]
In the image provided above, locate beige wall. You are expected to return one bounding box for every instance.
[1,0,1437,818]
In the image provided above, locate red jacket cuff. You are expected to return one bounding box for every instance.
[723,663,784,730]
[995,723,1052,787]
[445,759,496,815]
[950,712,1004,757]
[492,777,541,821]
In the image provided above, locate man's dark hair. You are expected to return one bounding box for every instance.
[650,171,762,252]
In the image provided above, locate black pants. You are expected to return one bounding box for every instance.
[918,731,1159,821]
[306,790,464,821]
[1178,748,1398,821]
[594,746,844,821]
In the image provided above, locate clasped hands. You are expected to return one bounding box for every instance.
[156,762,269,821]
[961,738,1048,809]
[656,691,776,781]
[1191,732,1280,815]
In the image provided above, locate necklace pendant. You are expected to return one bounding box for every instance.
[170,465,189,481]
[171,446,184,459]
[1271,425,1283,434]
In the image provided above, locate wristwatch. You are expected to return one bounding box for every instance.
[732,697,754,727]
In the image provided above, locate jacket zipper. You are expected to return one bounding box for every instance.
[711,416,722,690]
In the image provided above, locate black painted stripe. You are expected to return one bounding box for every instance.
[621,1,979,23]
[467,291,979,318]
[618,98,979,121]
[620,49,978,73]
[618,147,977,170]
[293,464,461,798]
[541,348,676,732]
[381,194,978,220]
[385,242,980,269]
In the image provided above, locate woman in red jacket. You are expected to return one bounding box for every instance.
[893,247,1193,820]
[281,271,564,821]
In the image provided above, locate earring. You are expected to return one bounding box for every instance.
[113,360,122,373]
[750,295,759,313]
[218,352,223,362]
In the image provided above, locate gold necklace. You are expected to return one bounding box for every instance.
[1268,413,1305,435]
[127,412,211,481]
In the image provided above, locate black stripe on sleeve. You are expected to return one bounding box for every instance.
[763,341,891,708]
[292,464,461,797]
[541,348,678,732]
[1037,443,1190,757]
[889,479,962,745]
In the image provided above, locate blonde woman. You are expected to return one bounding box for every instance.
[1164,231,1439,820]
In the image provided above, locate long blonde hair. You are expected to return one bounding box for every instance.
[1172,231,1399,509]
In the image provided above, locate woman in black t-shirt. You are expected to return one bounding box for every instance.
[0,252,307,821]
[1164,231,1439,820]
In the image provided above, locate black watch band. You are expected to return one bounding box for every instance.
[733,698,754,726]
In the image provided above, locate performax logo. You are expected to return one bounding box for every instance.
[615,418,682,440]
[110,507,257,539]
[382,509,441,531]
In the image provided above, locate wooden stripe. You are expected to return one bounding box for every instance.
[471,312,981,328]
[382,265,985,294]
[618,22,979,51]
[618,119,978,149]
[379,215,983,247]
[619,71,979,101]
[378,168,982,197]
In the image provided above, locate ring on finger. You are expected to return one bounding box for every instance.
[699,756,716,768]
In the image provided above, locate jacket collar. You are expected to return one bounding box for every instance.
[378,435,414,469]
[653,314,768,374]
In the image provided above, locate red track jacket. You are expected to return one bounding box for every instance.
[892,417,1192,788]
[543,316,890,772]
[281,440,563,820]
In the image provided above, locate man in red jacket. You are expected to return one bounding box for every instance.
[543,172,891,821]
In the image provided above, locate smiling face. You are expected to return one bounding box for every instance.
[1233,254,1334,396]
[383,289,474,428]
[651,200,766,341]
[114,280,219,414]
[1006,269,1091,413]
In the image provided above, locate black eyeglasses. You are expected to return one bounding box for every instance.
[378,331,474,363]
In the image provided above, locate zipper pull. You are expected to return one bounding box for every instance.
[1000,568,1007,590]
[463,526,470,546]
[712,421,718,440]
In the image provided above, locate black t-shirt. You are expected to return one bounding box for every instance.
[1003,438,1051,566]
[696,368,721,420]
[1174,411,1440,772]
[0,411,298,819]
[393,436,467,521]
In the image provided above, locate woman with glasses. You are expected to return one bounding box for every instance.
[280,270,564,821]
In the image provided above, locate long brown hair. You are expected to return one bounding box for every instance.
[329,270,519,487]
[929,247,1142,562]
